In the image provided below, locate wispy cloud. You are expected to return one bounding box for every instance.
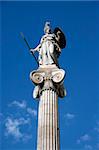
[80,134,91,141]
[27,108,37,117]
[84,144,93,150]
[64,113,75,120]
[0,112,3,117]
[63,113,75,126]
[76,111,99,149]
[0,113,4,125]
[4,100,37,142]
[77,134,91,144]
[77,134,93,150]
[0,112,3,120]
[76,117,99,149]
[8,100,37,118]
[96,143,99,149]
[5,117,23,139]
[94,121,99,133]
[22,134,32,142]
[5,117,31,141]
[9,100,26,109]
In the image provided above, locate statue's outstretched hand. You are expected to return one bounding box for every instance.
[30,44,41,54]
[30,49,35,54]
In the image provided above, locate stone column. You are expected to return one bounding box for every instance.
[37,86,58,150]
[30,66,66,150]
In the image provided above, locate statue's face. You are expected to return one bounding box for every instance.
[44,22,51,34]
[45,27,51,34]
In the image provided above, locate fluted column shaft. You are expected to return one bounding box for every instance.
[37,89,59,150]
[30,67,65,150]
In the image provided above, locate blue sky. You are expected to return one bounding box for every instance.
[0,1,99,150]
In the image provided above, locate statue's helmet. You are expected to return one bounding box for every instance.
[54,27,66,49]
[44,22,51,34]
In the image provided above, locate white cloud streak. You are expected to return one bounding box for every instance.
[5,117,23,139]
[3,99,37,143]
[84,144,93,150]
[77,116,99,149]
[80,134,91,141]
[77,134,91,144]
[27,108,37,117]
[8,100,37,118]
[9,100,26,109]
[96,143,99,149]
[4,100,37,142]
[0,112,3,120]
[5,117,31,140]
[64,113,75,120]
[94,120,99,133]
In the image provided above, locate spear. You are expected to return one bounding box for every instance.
[20,32,39,66]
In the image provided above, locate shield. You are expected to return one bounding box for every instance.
[54,27,66,49]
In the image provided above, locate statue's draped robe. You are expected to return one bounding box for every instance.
[38,34,60,66]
